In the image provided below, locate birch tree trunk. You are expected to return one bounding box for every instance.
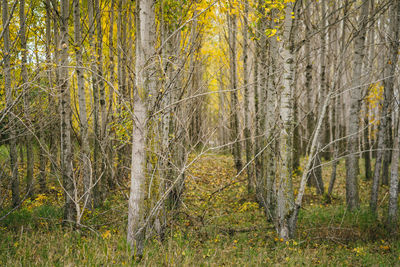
[346,0,369,211]
[60,0,76,223]
[157,4,169,236]
[106,0,116,189]
[253,35,261,204]
[38,0,53,193]
[329,0,348,194]
[95,0,107,200]
[276,1,295,240]
[388,118,400,229]
[88,0,101,207]
[254,0,266,206]
[311,0,326,195]
[2,0,20,207]
[242,0,253,193]
[73,0,92,210]
[387,0,400,230]
[127,0,156,258]
[363,0,375,181]
[370,6,395,214]
[49,0,60,175]
[303,2,314,184]
[373,0,399,214]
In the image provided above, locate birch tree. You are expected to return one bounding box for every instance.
[346,0,369,211]
[382,0,400,220]
[38,0,54,193]
[310,0,327,196]
[328,0,348,195]
[73,0,92,210]
[106,0,116,189]
[95,0,107,202]
[275,0,295,239]
[363,0,375,181]
[88,0,101,207]
[59,0,75,223]
[242,0,254,193]
[370,1,395,214]
[127,0,156,258]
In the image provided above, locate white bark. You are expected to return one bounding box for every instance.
[60,0,75,222]
[386,0,400,226]
[88,0,101,206]
[276,1,295,240]
[242,0,253,193]
[73,0,92,211]
[127,0,156,258]
[346,0,369,211]
[312,0,327,195]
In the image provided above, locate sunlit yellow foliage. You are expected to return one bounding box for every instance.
[238,201,259,212]
[25,194,48,211]
[353,246,366,256]
[110,104,133,146]
[102,230,112,239]
[364,82,383,139]
[365,82,384,111]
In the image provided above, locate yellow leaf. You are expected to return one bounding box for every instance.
[102,230,111,239]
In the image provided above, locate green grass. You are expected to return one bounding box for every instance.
[0,153,399,266]
[0,145,8,161]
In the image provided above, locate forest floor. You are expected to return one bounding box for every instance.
[1,153,400,266]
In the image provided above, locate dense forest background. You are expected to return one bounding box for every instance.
[1,0,400,265]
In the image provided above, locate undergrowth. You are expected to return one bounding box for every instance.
[0,154,399,266]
